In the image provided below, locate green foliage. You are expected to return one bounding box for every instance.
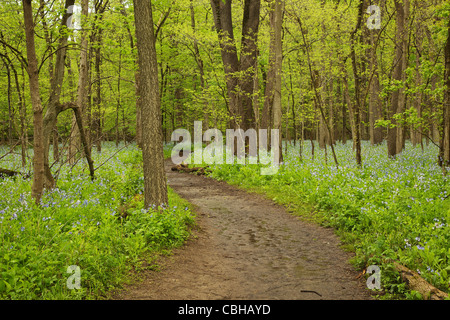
[190,141,450,299]
[0,143,195,299]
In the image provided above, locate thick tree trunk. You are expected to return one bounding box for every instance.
[133,0,168,207]
[210,0,240,128]
[211,0,261,132]
[238,0,260,132]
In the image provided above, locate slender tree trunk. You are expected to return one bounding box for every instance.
[116,37,123,147]
[0,55,13,147]
[261,0,276,133]
[70,0,89,163]
[412,33,423,147]
[388,0,407,158]
[133,0,168,207]
[297,13,338,166]
[23,0,45,204]
[20,66,27,168]
[349,0,364,166]
[396,0,409,154]
[93,10,104,153]
[369,29,383,145]
[42,0,76,188]
[190,0,209,131]
[272,0,284,163]
[443,17,450,166]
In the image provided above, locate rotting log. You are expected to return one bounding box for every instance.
[171,163,211,175]
[0,168,20,178]
[394,262,449,300]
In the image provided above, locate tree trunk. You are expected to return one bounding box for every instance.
[42,0,76,188]
[211,0,261,132]
[261,0,276,133]
[133,0,168,207]
[92,4,105,153]
[22,0,45,204]
[238,0,260,132]
[388,0,407,158]
[272,0,284,163]
[349,0,364,166]
[210,0,240,128]
[443,17,450,166]
[412,36,423,147]
[69,0,89,164]
[190,0,209,132]
[369,29,383,145]
[396,0,409,154]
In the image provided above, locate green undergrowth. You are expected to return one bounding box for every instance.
[179,140,450,299]
[0,143,195,299]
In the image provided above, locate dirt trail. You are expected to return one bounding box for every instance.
[114,160,373,300]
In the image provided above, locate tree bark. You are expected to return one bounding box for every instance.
[42,0,76,188]
[442,17,450,166]
[69,0,89,164]
[211,0,261,133]
[261,1,276,133]
[133,0,168,208]
[210,0,240,128]
[396,0,409,154]
[190,0,209,132]
[388,0,407,158]
[238,0,260,132]
[272,0,284,163]
[394,262,448,300]
[92,2,107,153]
[369,29,383,145]
[349,0,364,166]
[22,0,45,204]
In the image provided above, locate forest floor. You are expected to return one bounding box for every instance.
[113,159,374,300]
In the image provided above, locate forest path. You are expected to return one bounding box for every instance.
[114,159,373,300]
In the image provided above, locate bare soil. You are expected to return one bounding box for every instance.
[113,160,374,300]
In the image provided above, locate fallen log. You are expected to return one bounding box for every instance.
[394,262,449,300]
[0,168,21,178]
[171,163,211,175]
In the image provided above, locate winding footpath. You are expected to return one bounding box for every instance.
[115,159,373,300]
